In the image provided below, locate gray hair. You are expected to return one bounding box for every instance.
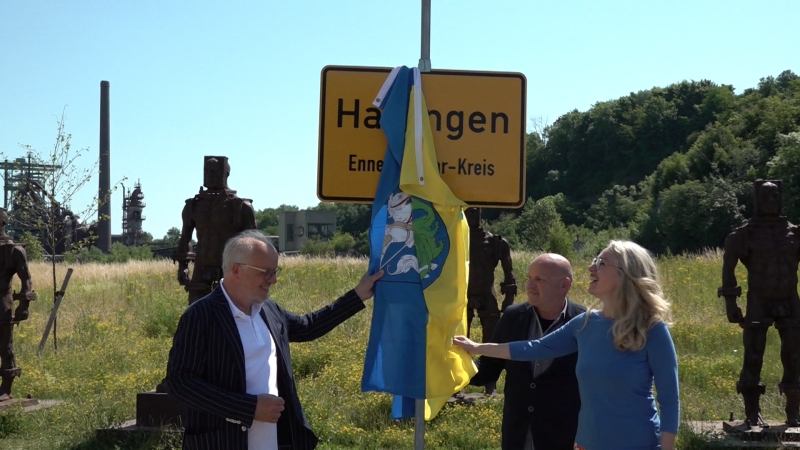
[221,230,277,274]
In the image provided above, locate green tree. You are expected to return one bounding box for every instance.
[162,227,181,247]
[544,221,574,261]
[309,202,336,211]
[140,231,154,244]
[255,204,299,236]
[332,203,371,236]
[255,209,278,232]
[516,196,562,251]
[484,212,520,250]
[8,110,123,326]
[585,185,649,230]
[485,70,800,253]
[768,132,800,222]
[657,178,745,253]
[354,230,370,256]
[307,202,371,236]
[652,153,690,194]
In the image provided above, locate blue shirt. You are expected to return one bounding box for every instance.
[508,311,679,450]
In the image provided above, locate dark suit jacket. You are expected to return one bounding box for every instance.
[165,286,366,450]
[471,299,585,450]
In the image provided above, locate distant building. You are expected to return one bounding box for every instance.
[279,210,336,253]
[265,235,280,253]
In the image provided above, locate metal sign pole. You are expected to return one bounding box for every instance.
[415,1,431,449]
[418,0,431,73]
[414,399,425,449]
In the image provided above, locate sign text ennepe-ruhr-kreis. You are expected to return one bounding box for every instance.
[339,98,507,176]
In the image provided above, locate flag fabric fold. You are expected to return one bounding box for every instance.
[361,66,476,420]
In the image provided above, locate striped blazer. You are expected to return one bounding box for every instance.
[165,285,366,449]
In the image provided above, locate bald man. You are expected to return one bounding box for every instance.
[470,253,586,450]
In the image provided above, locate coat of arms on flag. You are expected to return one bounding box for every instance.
[380,191,448,283]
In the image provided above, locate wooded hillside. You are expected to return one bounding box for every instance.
[259,70,800,256]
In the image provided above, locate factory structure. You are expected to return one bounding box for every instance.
[1,81,151,254]
[2,80,339,256]
[119,181,146,246]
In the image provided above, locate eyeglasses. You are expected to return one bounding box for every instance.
[238,263,280,279]
[591,257,621,271]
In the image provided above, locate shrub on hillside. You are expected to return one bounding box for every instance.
[544,221,575,260]
[517,196,562,251]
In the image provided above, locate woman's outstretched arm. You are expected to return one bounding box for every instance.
[453,335,511,359]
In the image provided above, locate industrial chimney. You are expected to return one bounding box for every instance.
[98,80,111,253]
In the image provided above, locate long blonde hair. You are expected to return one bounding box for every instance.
[585,240,672,351]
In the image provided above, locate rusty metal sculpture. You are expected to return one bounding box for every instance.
[171,156,257,304]
[465,207,516,341]
[720,180,800,428]
[0,207,36,402]
[462,207,516,396]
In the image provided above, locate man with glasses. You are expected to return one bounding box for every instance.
[166,229,383,450]
[469,253,585,450]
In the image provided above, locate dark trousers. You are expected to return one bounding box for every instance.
[467,294,500,343]
[0,324,14,370]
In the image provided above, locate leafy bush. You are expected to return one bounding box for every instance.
[544,221,574,260]
[65,243,153,263]
[66,246,105,263]
[568,225,634,258]
[18,230,44,262]
[516,196,562,251]
[354,230,370,256]
[330,232,355,254]
[301,237,333,256]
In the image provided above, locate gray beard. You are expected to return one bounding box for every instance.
[251,295,269,307]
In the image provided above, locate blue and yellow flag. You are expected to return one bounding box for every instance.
[361,66,476,420]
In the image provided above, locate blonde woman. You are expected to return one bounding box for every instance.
[454,241,679,450]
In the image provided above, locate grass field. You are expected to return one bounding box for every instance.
[0,252,785,449]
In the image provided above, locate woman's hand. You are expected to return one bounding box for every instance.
[453,335,482,354]
[453,336,512,359]
[660,431,676,450]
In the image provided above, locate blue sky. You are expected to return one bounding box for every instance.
[2,0,797,239]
